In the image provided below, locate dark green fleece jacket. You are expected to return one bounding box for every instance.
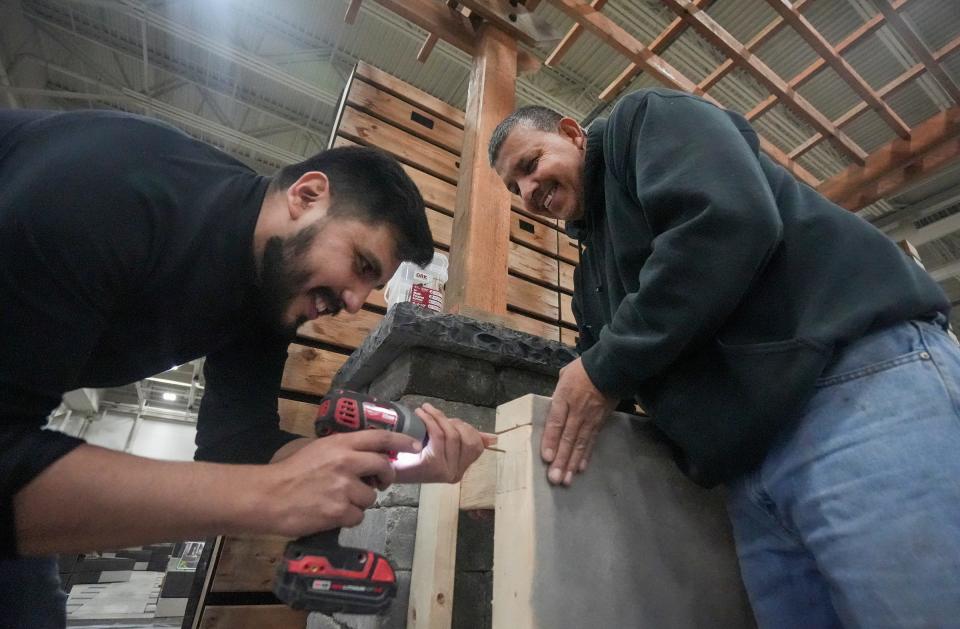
[569,89,947,487]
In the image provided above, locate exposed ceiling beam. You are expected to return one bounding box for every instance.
[888,203,960,246]
[930,257,960,282]
[455,0,561,46]
[545,0,819,186]
[874,0,960,104]
[660,0,868,164]
[766,0,910,139]
[789,35,960,161]
[820,106,960,210]
[599,0,715,102]
[545,0,606,67]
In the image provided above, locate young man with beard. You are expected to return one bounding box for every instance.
[0,109,490,627]
[488,90,960,627]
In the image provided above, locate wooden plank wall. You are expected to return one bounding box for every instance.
[195,62,579,628]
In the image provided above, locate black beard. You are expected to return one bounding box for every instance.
[257,221,319,336]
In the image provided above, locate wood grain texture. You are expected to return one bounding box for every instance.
[296,308,383,351]
[356,61,465,128]
[281,344,350,397]
[277,398,319,437]
[559,292,575,327]
[509,241,560,289]
[502,310,561,342]
[511,213,559,256]
[407,482,461,629]
[559,260,575,293]
[559,325,578,348]
[507,275,559,321]
[459,449,498,510]
[210,536,288,592]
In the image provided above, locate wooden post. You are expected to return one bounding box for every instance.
[407,482,462,629]
[446,24,516,316]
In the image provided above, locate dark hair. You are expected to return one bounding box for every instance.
[271,146,433,266]
[488,105,564,166]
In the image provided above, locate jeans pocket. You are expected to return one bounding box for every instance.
[815,351,925,388]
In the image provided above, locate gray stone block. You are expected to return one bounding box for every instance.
[332,303,576,392]
[399,396,496,432]
[455,511,494,572]
[495,367,557,406]
[368,348,497,406]
[376,483,420,508]
[340,507,418,571]
[333,570,411,629]
[452,571,492,629]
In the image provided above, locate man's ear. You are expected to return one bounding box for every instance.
[559,117,586,150]
[286,171,330,220]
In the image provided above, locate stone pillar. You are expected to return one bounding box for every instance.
[307,303,575,629]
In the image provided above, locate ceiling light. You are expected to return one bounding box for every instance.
[162,392,178,402]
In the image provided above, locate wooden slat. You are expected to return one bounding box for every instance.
[417,32,440,64]
[211,536,287,592]
[510,213,559,256]
[502,310,561,342]
[296,308,383,351]
[599,0,714,102]
[507,275,559,320]
[559,260,575,293]
[427,207,454,247]
[557,233,580,265]
[459,449,497,510]
[338,106,460,184]
[875,0,960,104]
[559,292,575,327]
[199,605,307,629]
[407,482,461,628]
[347,79,464,154]
[366,287,387,310]
[333,136,458,215]
[447,25,516,315]
[356,61,465,128]
[766,0,910,139]
[545,0,819,185]
[659,0,868,164]
[546,0,607,67]
[278,398,319,437]
[281,345,350,397]
[509,241,560,288]
[819,106,960,206]
[560,326,579,348]
[344,0,362,24]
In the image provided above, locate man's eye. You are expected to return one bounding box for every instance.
[526,158,538,173]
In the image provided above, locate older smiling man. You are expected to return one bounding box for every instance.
[489,88,960,628]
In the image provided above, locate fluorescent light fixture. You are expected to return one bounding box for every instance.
[162,392,178,402]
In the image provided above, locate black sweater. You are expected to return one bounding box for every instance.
[568,90,948,486]
[0,110,300,557]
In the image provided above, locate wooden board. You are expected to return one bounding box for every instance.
[459,449,498,510]
[427,207,453,247]
[492,395,755,629]
[501,310,561,342]
[347,78,463,155]
[560,326,579,348]
[210,536,288,592]
[277,398,319,437]
[559,261,575,293]
[510,213,559,257]
[333,136,456,215]
[508,241,560,289]
[557,233,580,264]
[281,345,350,397]
[407,482,461,628]
[296,308,383,352]
[507,276,559,321]
[559,292,575,327]
[338,107,460,184]
[198,605,307,629]
[366,287,387,310]
[356,61,465,128]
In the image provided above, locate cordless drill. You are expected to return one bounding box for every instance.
[273,389,427,614]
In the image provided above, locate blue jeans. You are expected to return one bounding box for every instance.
[727,316,960,628]
[0,556,66,628]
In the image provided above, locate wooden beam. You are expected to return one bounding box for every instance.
[407,482,461,629]
[698,0,811,92]
[660,0,868,164]
[371,0,541,74]
[875,0,960,104]
[598,0,713,102]
[446,25,516,315]
[456,0,562,46]
[546,0,607,68]
[417,33,440,63]
[459,449,497,509]
[789,35,960,161]
[345,0,363,24]
[766,0,910,139]
[819,106,960,210]
[546,0,819,186]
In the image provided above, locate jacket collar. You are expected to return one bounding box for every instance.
[564,117,606,240]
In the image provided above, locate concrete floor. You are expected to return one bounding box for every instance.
[66,571,181,628]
